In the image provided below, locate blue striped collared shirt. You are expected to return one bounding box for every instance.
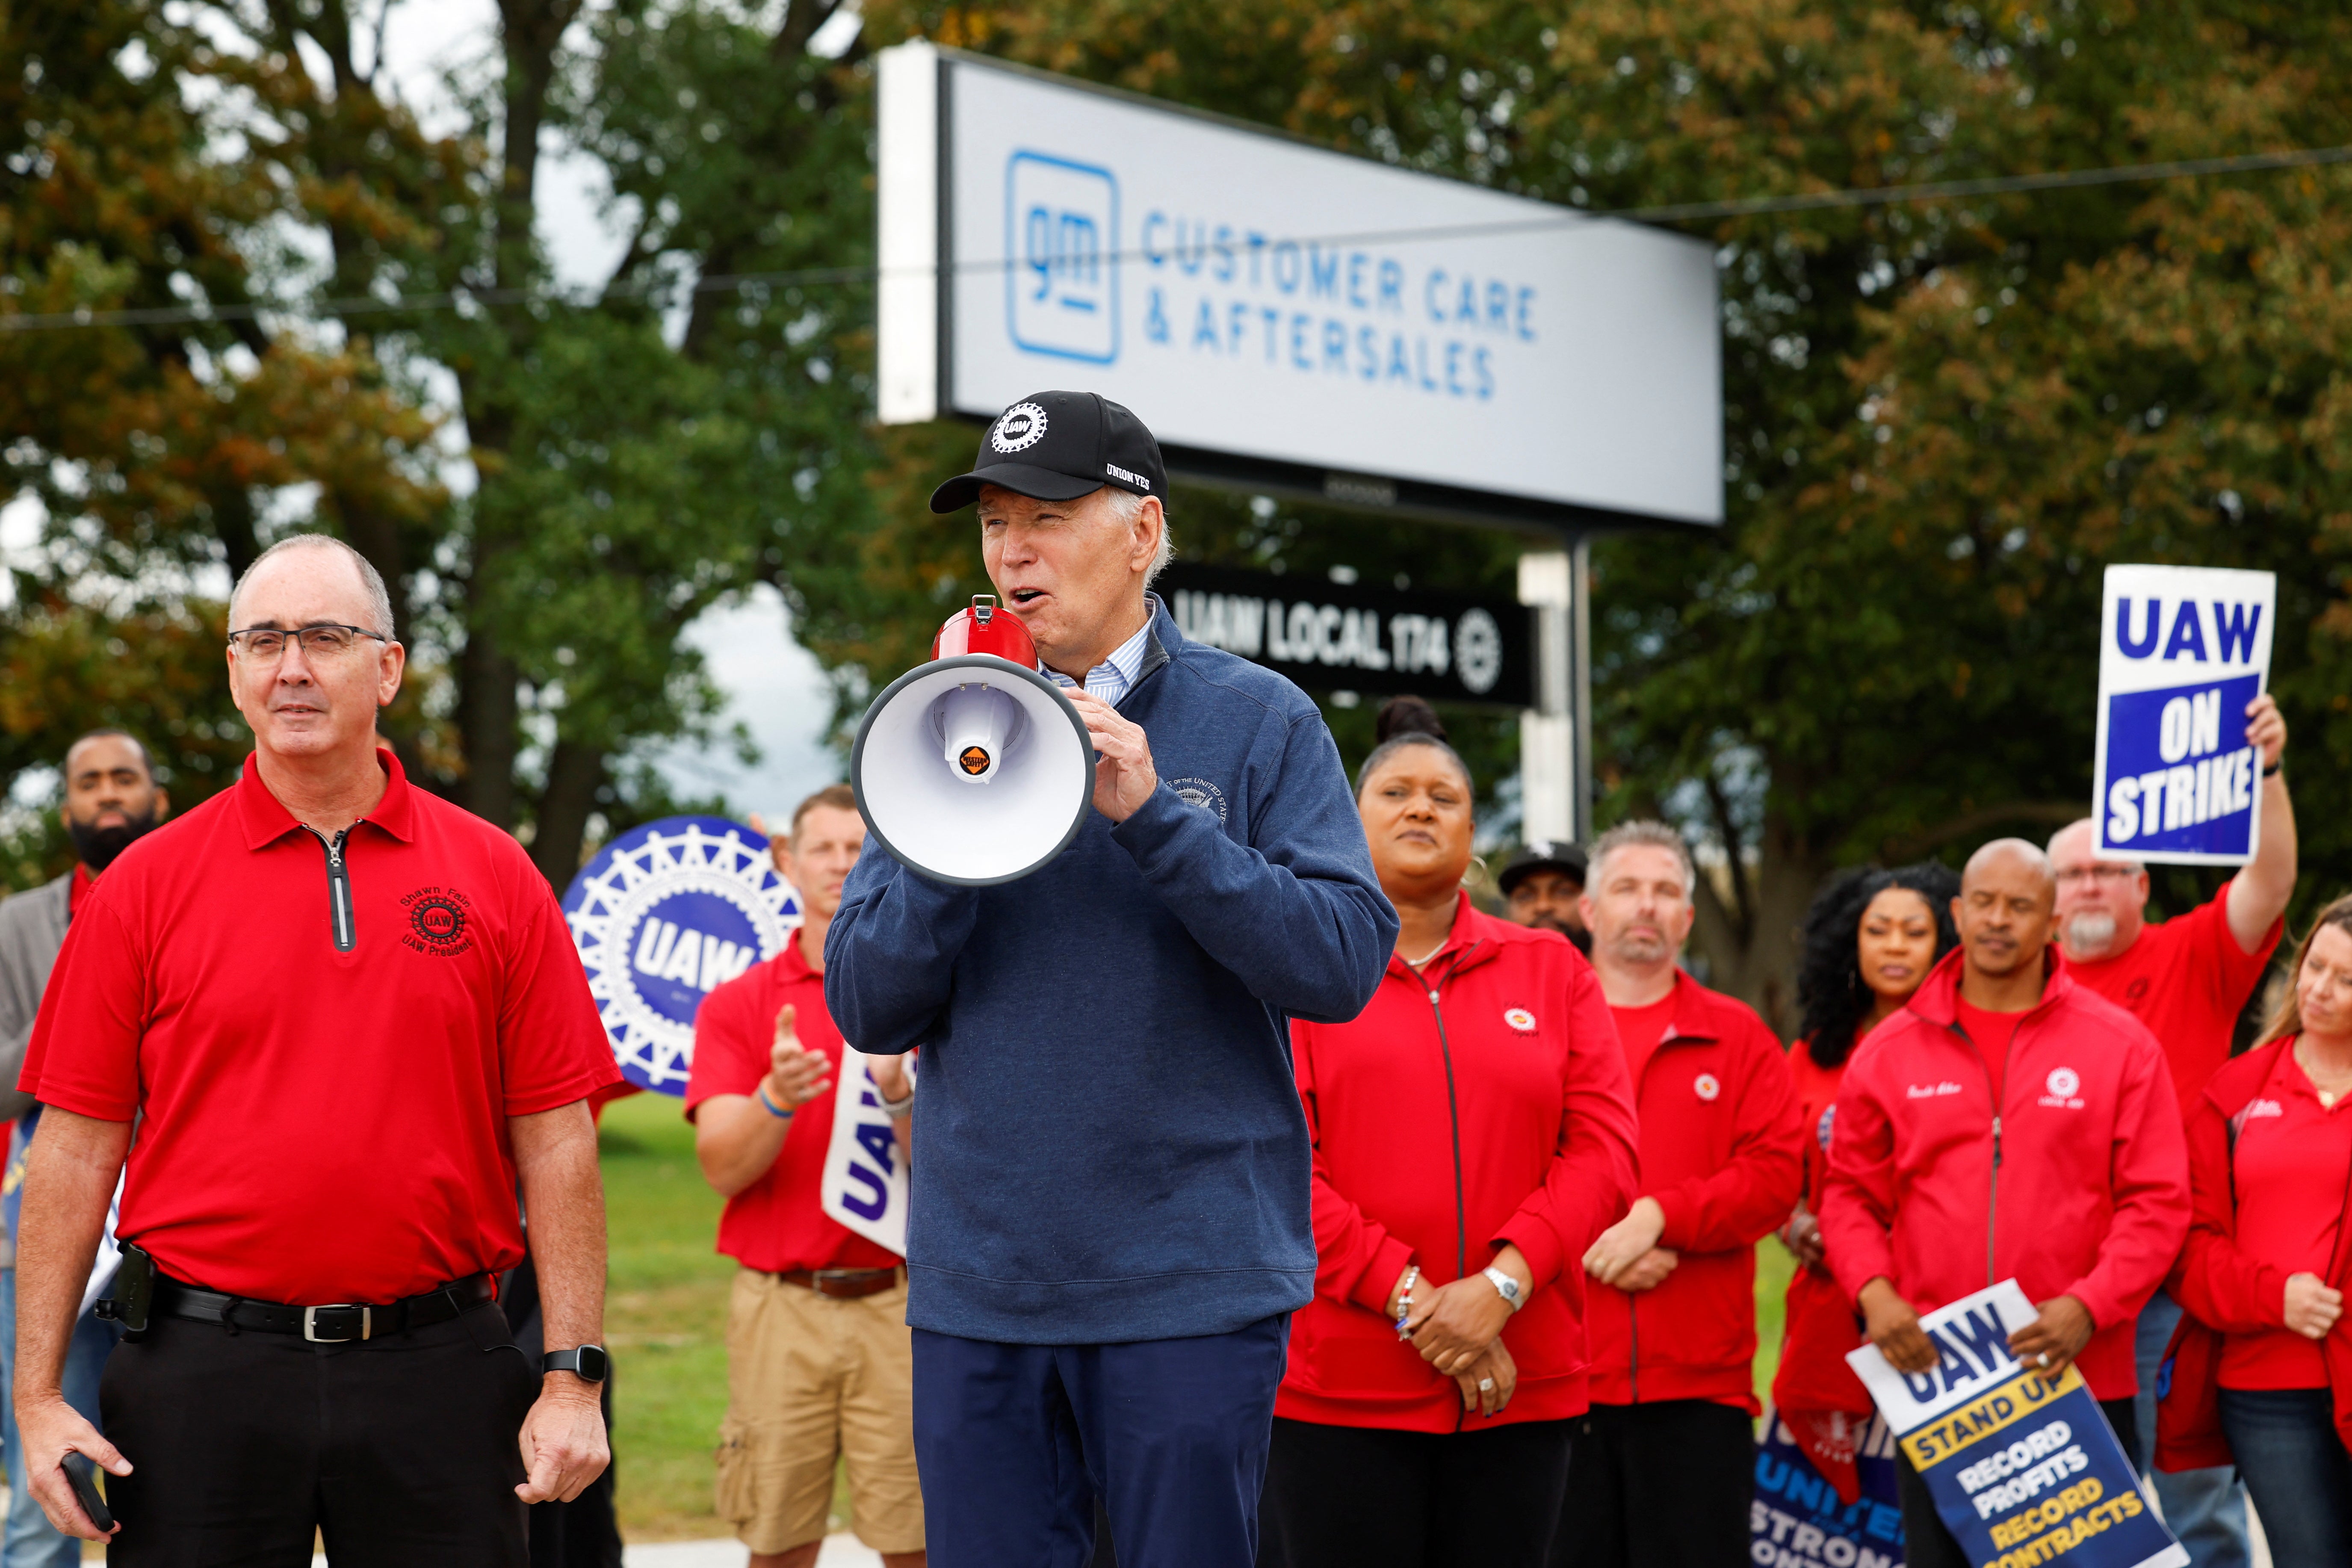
[1042,618,1152,707]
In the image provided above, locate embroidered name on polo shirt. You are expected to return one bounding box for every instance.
[401,886,476,957]
[1907,1081,1965,1099]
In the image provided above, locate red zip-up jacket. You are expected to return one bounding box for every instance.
[1584,971,1803,1414]
[1821,947,2189,1401]
[2157,1037,2352,1471]
[1279,895,1640,1432]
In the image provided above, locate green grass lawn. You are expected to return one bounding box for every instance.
[599,1086,1807,1538]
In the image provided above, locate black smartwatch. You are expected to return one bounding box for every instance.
[542,1345,610,1383]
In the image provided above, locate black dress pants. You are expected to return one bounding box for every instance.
[1895,1396,2140,1568]
[1552,1399,1754,1568]
[1258,1414,1575,1568]
[98,1299,540,1568]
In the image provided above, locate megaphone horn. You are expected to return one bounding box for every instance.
[849,596,1097,886]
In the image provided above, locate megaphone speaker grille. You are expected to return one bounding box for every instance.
[850,654,1096,886]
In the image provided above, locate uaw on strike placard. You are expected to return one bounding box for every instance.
[1847,1282,2183,1568]
[2093,566,2275,865]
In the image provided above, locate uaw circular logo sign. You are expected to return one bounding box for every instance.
[561,817,801,1096]
[990,402,1049,453]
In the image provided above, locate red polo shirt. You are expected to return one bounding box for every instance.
[2068,881,2281,1117]
[2217,1044,2352,1391]
[685,940,901,1275]
[21,750,619,1305]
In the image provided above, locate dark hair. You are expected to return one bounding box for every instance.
[64,727,154,780]
[1353,696,1472,797]
[1795,861,1961,1068]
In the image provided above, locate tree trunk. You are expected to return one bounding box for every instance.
[530,738,606,888]
[1688,812,1829,1039]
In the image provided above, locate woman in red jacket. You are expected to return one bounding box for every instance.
[1773,863,1956,1495]
[2162,896,2352,1566]
[1258,700,1639,1568]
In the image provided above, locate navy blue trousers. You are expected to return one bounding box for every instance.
[911,1314,1290,1568]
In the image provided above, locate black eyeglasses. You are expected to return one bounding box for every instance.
[227,624,392,660]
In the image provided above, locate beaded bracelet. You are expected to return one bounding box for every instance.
[1394,1265,1421,1341]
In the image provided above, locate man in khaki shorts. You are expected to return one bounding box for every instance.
[688,785,922,1567]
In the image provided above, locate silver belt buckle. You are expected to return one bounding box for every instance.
[303,1304,371,1343]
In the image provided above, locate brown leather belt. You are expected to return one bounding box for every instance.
[773,1267,903,1300]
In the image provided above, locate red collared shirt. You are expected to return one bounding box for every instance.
[2218,1044,2352,1391]
[66,862,92,916]
[21,750,619,1305]
[685,939,901,1274]
[2068,880,2282,1116]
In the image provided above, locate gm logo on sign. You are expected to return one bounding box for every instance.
[1005,151,1118,363]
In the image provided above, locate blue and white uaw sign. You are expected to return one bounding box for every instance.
[561,816,801,1096]
[1750,1405,1906,1568]
[2092,565,2275,865]
[1848,1282,2183,1568]
[821,1050,910,1255]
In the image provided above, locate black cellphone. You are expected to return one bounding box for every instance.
[63,1452,115,1532]
[97,1242,154,1334]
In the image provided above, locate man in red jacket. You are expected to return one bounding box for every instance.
[1821,839,2190,1568]
[1554,821,1802,1568]
[2047,692,2293,1568]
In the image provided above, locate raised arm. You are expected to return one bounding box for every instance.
[1105,709,1396,1023]
[822,840,983,1056]
[2227,694,2295,955]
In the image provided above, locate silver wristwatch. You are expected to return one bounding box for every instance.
[1482,1266,1524,1311]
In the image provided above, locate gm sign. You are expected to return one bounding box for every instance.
[1006,151,1118,363]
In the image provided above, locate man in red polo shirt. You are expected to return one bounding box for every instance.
[689,785,922,1568]
[2047,692,2294,1568]
[12,534,620,1565]
[1555,820,1803,1568]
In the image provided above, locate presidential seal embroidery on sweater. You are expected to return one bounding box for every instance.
[1166,777,1229,824]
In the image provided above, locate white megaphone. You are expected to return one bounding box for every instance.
[848,596,1096,885]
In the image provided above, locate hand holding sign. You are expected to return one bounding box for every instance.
[2246,691,2285,770]
[765,1005,833,1110]
[2006,1294,2094,1381]
[1859,1277,1938,1374]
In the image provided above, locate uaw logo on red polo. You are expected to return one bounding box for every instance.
[1694,1072,1721,1102]
[401,886,473,957]
[2041,1066,2085,1109]
[2093,564,2275,867]
[561,817,801,1095]
[1503,1007,1536,1034]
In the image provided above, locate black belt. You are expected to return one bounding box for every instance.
[152,1273,497,1343]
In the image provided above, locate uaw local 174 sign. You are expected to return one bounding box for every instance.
[2093,565,2275,865]
[1158,563,1533,709]
[1847,1281,2183,1568]
[561,817,801,1095]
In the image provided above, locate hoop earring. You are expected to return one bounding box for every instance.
[1464,854,1488,889]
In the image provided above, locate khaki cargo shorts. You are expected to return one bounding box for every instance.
[714,1267,925,1556]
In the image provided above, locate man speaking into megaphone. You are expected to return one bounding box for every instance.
[824,391,1397,1568]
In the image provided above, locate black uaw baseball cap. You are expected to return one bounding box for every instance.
[928,391,1168,514]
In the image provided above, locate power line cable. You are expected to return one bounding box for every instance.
[5,142,2347,334]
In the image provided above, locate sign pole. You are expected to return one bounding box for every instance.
[1572,537,1593,843]
[1517,550,1574,842]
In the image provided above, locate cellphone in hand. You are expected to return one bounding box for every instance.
[62,1452,115,1532]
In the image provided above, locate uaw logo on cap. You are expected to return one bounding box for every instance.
[562,817,801,1096]
[990,402,1050,454]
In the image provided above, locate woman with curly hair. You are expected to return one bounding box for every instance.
[1770,862,1959,1497]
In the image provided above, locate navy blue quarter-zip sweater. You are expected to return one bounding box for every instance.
[825,596,1397,1344]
